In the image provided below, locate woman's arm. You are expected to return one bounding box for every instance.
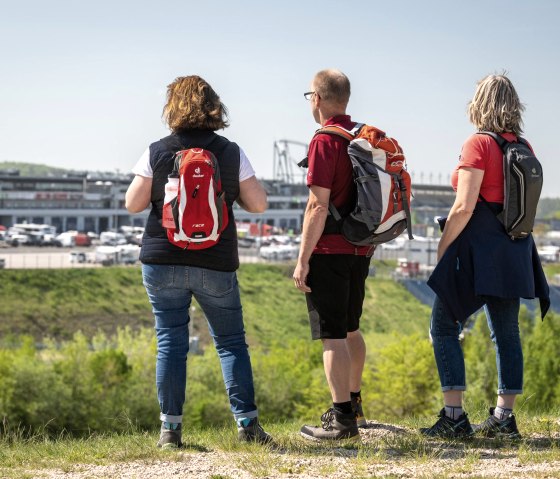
[237,176,268,213]
[437,167,484,261]
[125,175,152,213]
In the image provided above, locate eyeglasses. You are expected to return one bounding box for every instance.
[304,91,316,101]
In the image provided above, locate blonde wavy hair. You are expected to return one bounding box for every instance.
[162,76,229,132]
[468,74,525,136]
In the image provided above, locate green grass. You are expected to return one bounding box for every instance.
[1,263,558,477]
[0,268,152,340]
[0,262,431,346]
[1,417,559,478]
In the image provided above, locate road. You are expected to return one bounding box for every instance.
[0,245,264,269]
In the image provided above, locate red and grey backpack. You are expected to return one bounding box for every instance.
[302,123,413,246]
[162,147,228,250]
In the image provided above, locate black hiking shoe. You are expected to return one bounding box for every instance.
[420,408,474,438]
[157,423,182,449]
[351,395,367,428]
[237,418,273,444]
[300,408,359,441]
[473,408,521,439]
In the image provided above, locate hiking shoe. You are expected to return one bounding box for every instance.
[351,395,367,428]
[237,418,273,444]
[420,408,474,438]
[157,422,182,449]
[300,408,359,441]
[473,408,521,439]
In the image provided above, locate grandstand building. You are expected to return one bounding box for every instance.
[0,169,454,234]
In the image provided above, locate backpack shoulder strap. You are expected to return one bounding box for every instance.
[314,125,355,142]
[476,131,509,150]
[312,125,358,226]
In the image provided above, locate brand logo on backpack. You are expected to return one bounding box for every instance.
[477,132,543,240]
[309,123,414,247]
[192,166,205,178]
[162,148,228,249]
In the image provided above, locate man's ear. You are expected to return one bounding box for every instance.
[313,92,321,108]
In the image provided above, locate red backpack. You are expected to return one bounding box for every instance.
[162,148,228,249]
[313,123,413,246]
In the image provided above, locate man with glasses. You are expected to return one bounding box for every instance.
[294,69,372,441]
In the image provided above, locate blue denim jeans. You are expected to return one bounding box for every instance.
[430,295,522,394]
[142,264,258,424]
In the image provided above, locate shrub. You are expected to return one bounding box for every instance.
[364,333,440,418]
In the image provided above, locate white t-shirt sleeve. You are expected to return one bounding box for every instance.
[239,147,256,182]
[132,145,255,181]
[131,147,153,177]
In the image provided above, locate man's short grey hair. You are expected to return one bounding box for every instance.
[314,69,351,105]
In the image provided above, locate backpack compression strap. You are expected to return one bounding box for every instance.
[399,178,414,240]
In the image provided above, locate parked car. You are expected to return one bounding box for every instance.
[99,231,127,246]
[259,243,299,261]
[95,244,140,266]
[8,233,30,247]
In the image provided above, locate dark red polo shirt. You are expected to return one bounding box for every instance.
[306,115,371,255]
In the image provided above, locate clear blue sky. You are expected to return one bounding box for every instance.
[1,0,559,195]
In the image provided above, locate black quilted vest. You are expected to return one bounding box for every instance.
[139,130,241,271]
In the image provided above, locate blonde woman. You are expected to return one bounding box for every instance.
[126,75,271,448]
[421,74,549,439]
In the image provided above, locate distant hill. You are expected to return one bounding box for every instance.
[0,161,116,178]
[538,197,560,219]
[0,161,72,177]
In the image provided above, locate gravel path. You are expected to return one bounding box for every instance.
[21,423,560,479]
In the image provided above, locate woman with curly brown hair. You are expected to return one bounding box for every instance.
[126,75,271,448]
[420,74,549,439]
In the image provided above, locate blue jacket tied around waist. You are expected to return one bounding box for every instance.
[428,202,550,323]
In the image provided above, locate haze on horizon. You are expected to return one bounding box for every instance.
[1,0,559,196]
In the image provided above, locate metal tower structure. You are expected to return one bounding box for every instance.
[273,140,308,184]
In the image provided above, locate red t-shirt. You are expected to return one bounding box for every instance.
[451,132,522,203]
[306,115,371,255]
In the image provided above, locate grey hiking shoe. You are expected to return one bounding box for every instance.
[237,418,273,444]
[473,408,521,439]
[420,408,474,438]
[351,395,367,428]
[300,408,359,441]
[157,422,182,449]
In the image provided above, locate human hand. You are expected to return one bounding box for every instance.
[293,261,311,293]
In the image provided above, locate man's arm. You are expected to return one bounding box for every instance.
[293,185,330,292]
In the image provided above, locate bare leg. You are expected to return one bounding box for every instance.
[322,338,351,403]
[443,390,463,408]
[346,329,366,392]
[497,394,516,410]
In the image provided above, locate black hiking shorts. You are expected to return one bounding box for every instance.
[305,254,371,340]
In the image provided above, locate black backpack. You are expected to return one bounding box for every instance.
[477,132,543,240]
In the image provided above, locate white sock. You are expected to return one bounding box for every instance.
[444,405,464,420]
[494,406,513,421]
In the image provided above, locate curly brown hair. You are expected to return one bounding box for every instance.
[162,76,229,132]
[468,74,525,136]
